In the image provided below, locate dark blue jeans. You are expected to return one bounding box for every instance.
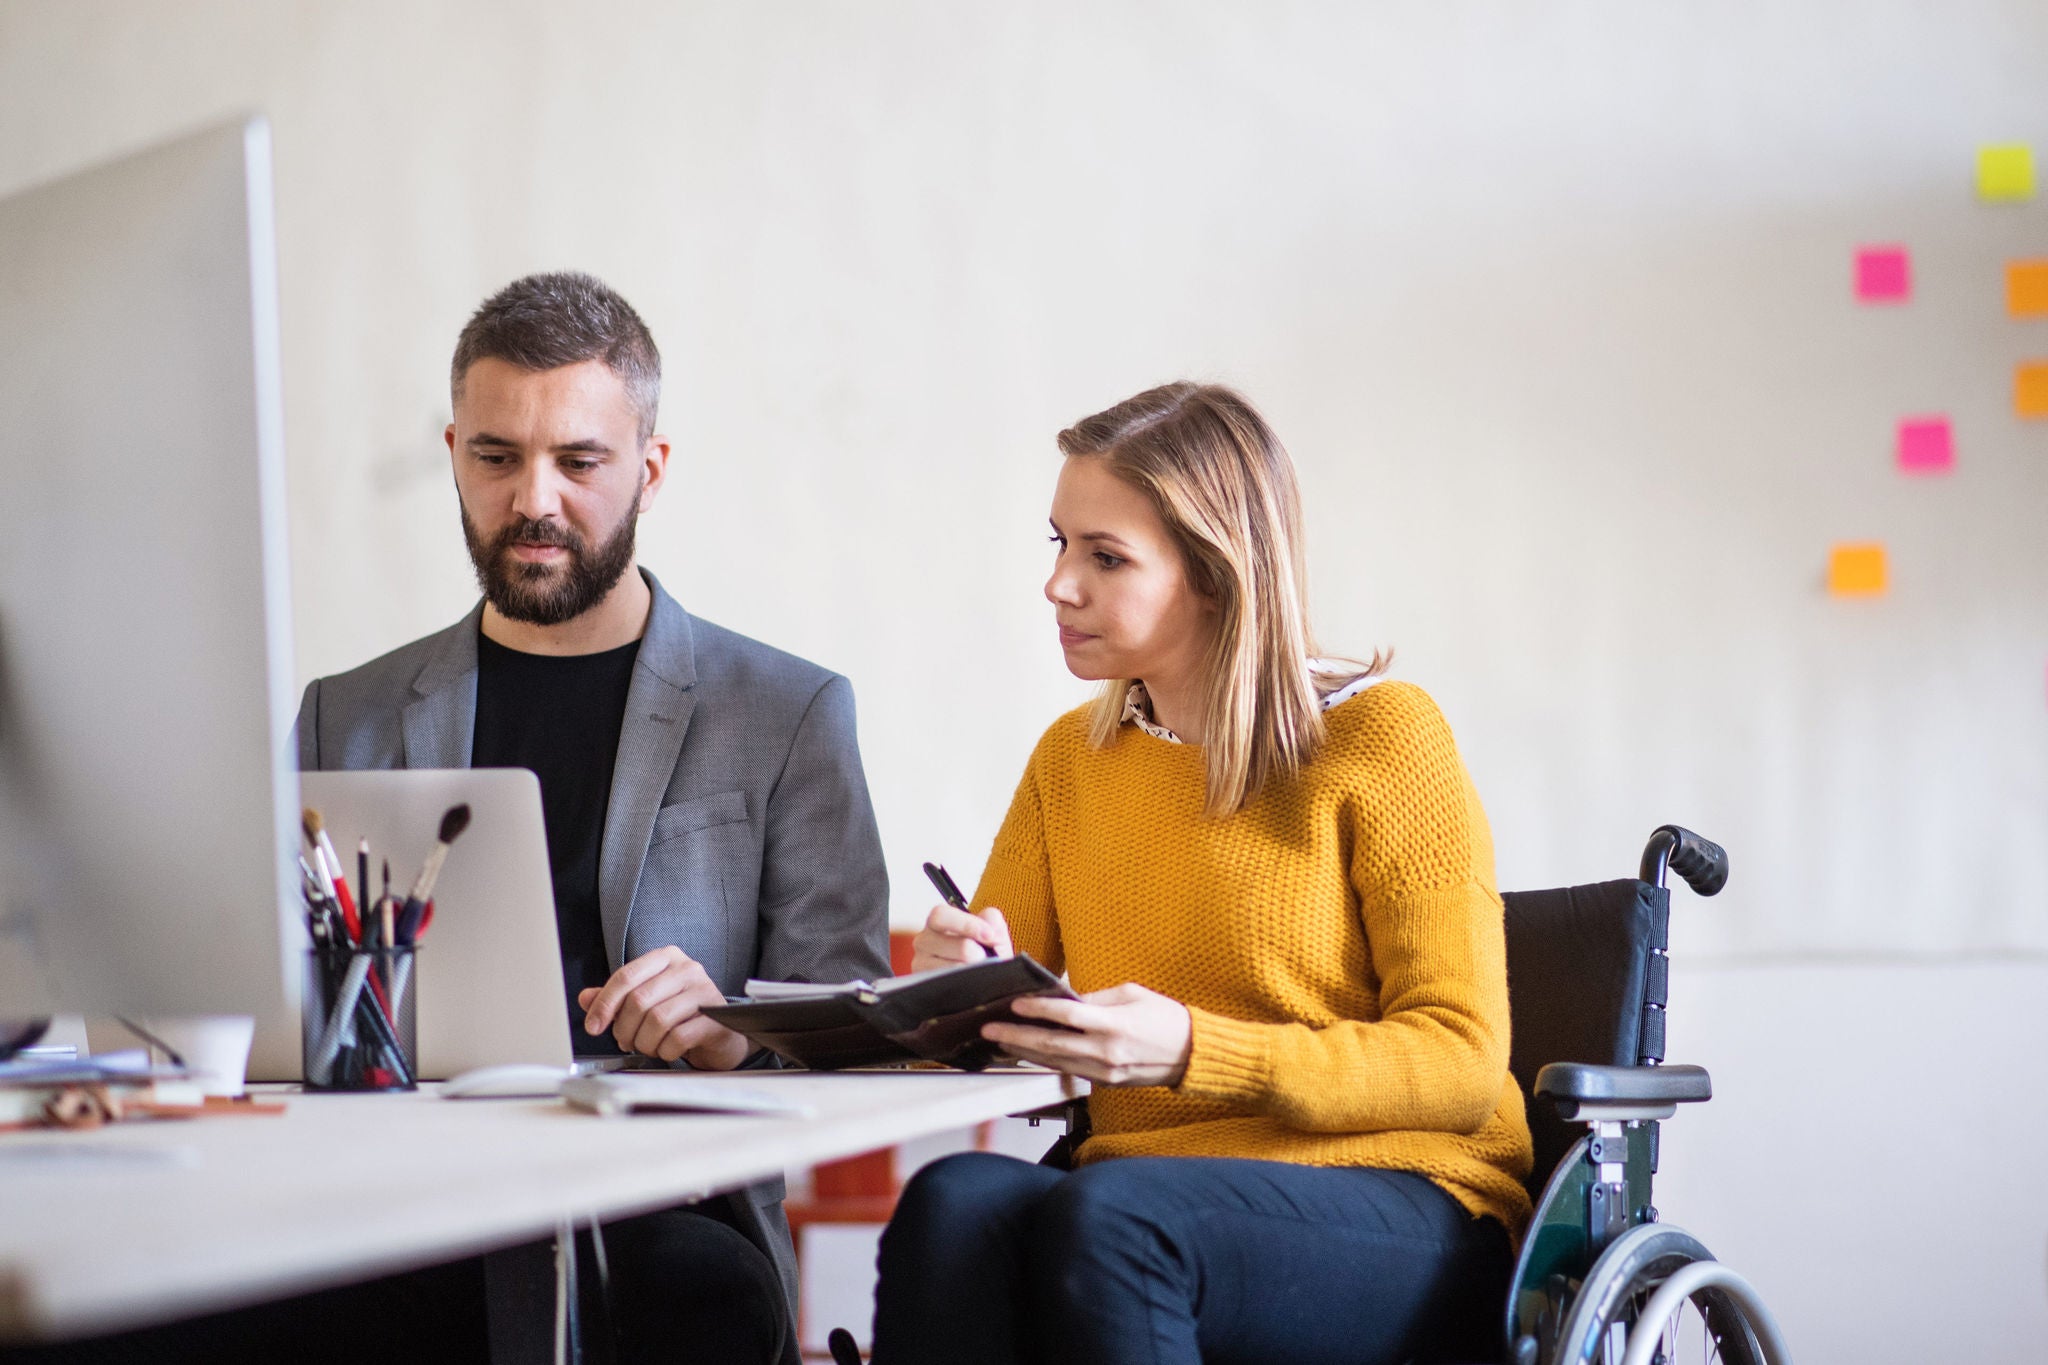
[872,1152,1510,1365]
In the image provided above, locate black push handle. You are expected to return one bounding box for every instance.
[1640,825,1728,896]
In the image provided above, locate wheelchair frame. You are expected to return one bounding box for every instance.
[1506,827,1792,1365]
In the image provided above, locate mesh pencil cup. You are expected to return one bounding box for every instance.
[302,945,418,1091]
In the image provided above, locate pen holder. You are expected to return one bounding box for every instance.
[302,946,418,1092]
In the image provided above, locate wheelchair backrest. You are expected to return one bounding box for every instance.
[1500,878,1670,1203]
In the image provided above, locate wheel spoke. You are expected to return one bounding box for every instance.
[1552,1225,1780,1365]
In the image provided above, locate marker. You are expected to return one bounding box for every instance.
[357,838,370,924]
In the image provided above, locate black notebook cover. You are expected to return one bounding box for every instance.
[701,955,1077,1071]
[698,995,921,1071]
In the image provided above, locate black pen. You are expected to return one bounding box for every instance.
[922,861,968,911]
[922,860,1012,963]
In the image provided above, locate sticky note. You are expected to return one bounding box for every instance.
[2017,362,2048,418]
[1828,544,1887,597]
[1896,416,1953,473]
[1977,144,2036,203]
[1854,247,1911,302]
[2008,260,2048,317]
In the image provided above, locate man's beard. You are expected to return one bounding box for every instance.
[461,493,640,627]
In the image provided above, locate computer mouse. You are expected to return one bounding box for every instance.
[439,1063,574,1099]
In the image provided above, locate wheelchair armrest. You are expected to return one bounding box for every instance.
[1535,1063,1711,1122]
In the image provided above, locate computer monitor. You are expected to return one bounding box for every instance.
[0,116,299,1019]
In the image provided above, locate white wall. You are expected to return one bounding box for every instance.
[1655,959,2048,1360]
[3,2,2045,1357]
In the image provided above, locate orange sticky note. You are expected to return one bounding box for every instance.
[2017,362,2048,418]
[1828,544,1887,597]
[2008,261,2048,317]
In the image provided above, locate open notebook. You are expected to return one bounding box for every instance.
[700,955,1077,1071]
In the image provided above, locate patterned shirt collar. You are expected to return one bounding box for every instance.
[1120,681,1181,743]
[1120,663,1385,745]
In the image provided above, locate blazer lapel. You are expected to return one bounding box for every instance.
[400,603,483,770]
[598,574,699,967]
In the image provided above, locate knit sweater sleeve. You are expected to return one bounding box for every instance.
[1175,685,1511,1135]
[967,728,1064,974]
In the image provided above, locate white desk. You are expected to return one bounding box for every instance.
[0,1068,1081,1343]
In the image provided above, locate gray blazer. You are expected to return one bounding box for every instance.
[294,569,891,1329]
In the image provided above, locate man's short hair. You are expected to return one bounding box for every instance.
[451,272,662,442]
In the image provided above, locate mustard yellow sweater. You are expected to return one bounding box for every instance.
[971,681,1533,1234]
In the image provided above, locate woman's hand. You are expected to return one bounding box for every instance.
[910,903,1013,973]
[981,982,1193,1087]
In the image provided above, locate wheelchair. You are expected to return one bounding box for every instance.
[831,825,1791,1365]
[1496,825,1790,1364]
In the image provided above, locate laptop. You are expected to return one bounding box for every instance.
[250,768,594,1082]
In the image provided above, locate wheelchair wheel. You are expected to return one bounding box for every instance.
[1552,1224,1791,1365]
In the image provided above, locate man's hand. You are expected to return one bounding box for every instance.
[979,982,1193,1087]
[576,946,750,1069]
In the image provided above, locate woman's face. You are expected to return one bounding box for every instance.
[1043,455,1216,685]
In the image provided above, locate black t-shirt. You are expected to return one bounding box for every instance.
[471,630,641,1056]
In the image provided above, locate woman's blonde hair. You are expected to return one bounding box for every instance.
[1058,382,1387,816]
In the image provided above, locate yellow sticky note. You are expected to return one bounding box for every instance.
[1828,544,1887,597]
[1978,144,2036,203]
[2017,361,2048,418]
[2009,261,2048,317]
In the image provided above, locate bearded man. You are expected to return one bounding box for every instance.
[295,271,889,1364]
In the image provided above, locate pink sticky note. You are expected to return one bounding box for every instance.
[1896,415,1953,473]
[1855,246,1911,303]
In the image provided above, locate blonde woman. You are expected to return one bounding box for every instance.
[867,385,1533,1365]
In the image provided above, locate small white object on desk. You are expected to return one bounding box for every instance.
[561,1073,817,1119]
[138,1016,255,1098]
[440,1063,574,1099]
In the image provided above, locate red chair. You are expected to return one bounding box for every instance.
[787,932,991,1358]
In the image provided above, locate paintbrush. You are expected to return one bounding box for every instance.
[302,807,361,944]
[396,804,470,944]
[389,806,467,1026]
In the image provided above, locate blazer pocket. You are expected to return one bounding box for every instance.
[649,789,750,847]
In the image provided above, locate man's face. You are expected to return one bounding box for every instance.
[447,357,667,626]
